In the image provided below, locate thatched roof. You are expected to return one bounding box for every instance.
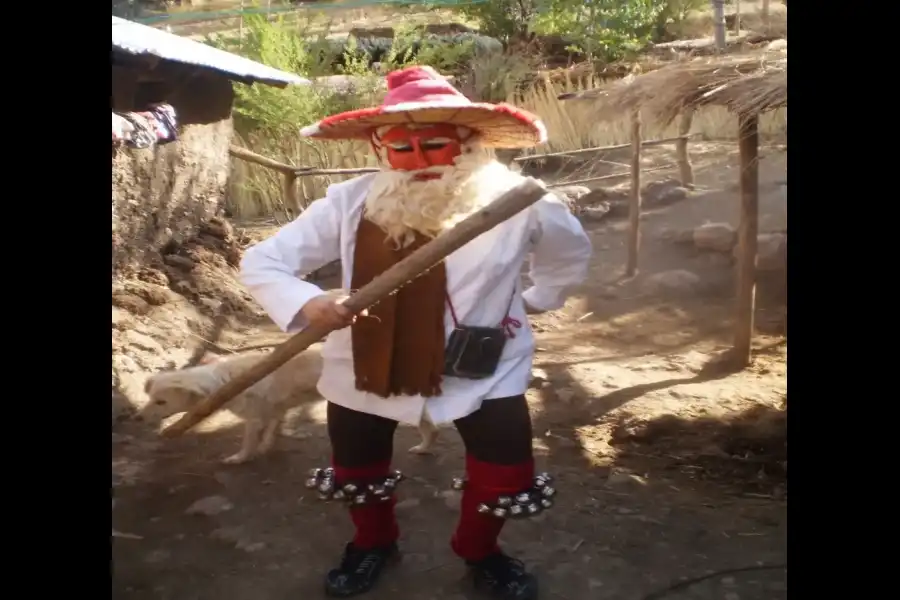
[558,45,786,125]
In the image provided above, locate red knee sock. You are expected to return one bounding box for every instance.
[451,455,534,562]
[332,458,400,550]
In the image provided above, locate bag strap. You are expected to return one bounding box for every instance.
[445,281,522,338]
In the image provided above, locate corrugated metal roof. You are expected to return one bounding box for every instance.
[112,16,310,88]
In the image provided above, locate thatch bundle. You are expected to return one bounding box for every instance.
[558,47,787,125]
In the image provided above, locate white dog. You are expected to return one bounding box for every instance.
[141,345,439,464]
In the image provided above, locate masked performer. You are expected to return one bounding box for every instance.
[240,66,592,599]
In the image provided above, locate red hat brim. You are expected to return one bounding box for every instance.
[300,101,547,149]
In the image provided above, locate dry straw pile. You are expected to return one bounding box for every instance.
[559,46,787,126]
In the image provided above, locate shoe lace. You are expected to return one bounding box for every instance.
[341,546,382,575]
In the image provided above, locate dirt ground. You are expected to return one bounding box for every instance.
[112,143,787,600]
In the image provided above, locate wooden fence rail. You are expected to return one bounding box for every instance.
[229,126,696,221]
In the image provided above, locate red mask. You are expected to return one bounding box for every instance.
[377,124,463,172]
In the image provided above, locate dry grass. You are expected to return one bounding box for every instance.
[554,49,786,129]
[227,73,786,219]
[513,73,786,157]
[228,134,375,221]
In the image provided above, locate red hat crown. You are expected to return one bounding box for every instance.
[382,66,469,108]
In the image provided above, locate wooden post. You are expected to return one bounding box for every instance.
[160,179,549,438]
[734,0,742,33]
[761,0,770,30]
[733,113,759,368]
[626,108,642,277]
[675,107,695,188]
[283,172,300,217]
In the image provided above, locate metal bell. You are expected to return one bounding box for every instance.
[352,494,368,505]
[541,486,556,498]
[540,498,554,509]
[324,467,335,477]
[378,495,392,502]
[372,486,387,496]
[318,491,333,501]
[367,484,376,492]
[477,503,491,514]
[384,478,397,489]
[509,504,524,517]
[492,507,508,518]
[305,477,319,489]
[318,481,334,494]
[451,478,466,491]
[332,490,345,501]
[515,493,532,504]
[308,468,324,478]
[497,496,513,507]
[533,477,547,488]
[526,503,541,515]
[538,472,553,483]
[392,470,404,481]
[343,483,358,494]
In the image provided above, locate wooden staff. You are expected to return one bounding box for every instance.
[161,178,549,438]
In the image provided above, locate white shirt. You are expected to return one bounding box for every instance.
[239,172,592,425]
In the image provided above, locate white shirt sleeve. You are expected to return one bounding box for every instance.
[522,194,593,312]
[239,192,343,333]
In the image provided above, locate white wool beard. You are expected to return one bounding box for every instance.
[363,143,524,248]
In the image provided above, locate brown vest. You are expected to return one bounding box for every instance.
[350,217,446,398]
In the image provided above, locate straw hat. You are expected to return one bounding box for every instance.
[300,66,547,149]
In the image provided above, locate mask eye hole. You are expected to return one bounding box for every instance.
[387,142,413,152]
[420,141,448,151]
[154,399,167,405]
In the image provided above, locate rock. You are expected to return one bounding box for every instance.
[552,185,591,207]
[125,281,175,306]
[112,353,139,374]
[185,495,233,516]
[693,222,736,253]
[236,540,266,553]
[124,330,164,354]
[756,233,787,271]
[424,22,477,35]
[112,291,151,315]
[530,368,549,387]
[641,270,701,295]
[112,307,131,330]
[556,388,576,404]
[163,254,195,271]
[438,490,462,511]
[606,471,648,487]
[395,498,421,511]
[644,179,689,206]
[580,203,611,222]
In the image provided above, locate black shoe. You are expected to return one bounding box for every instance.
[467,552,539,600]
[324,542,399,597]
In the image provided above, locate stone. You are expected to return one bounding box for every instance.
[124,330,164,354]
[552,185,591,207]
[606,471,648,487]
[185,495,233,516]
[693,222,736,252]
[641,270,701,295]
[580,203,612,222]
[438,490,462,511]
[395,498,421,511]
[556,388,576,404]
[756,232,787,271]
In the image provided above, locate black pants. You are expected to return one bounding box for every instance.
[327,394,533,466]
